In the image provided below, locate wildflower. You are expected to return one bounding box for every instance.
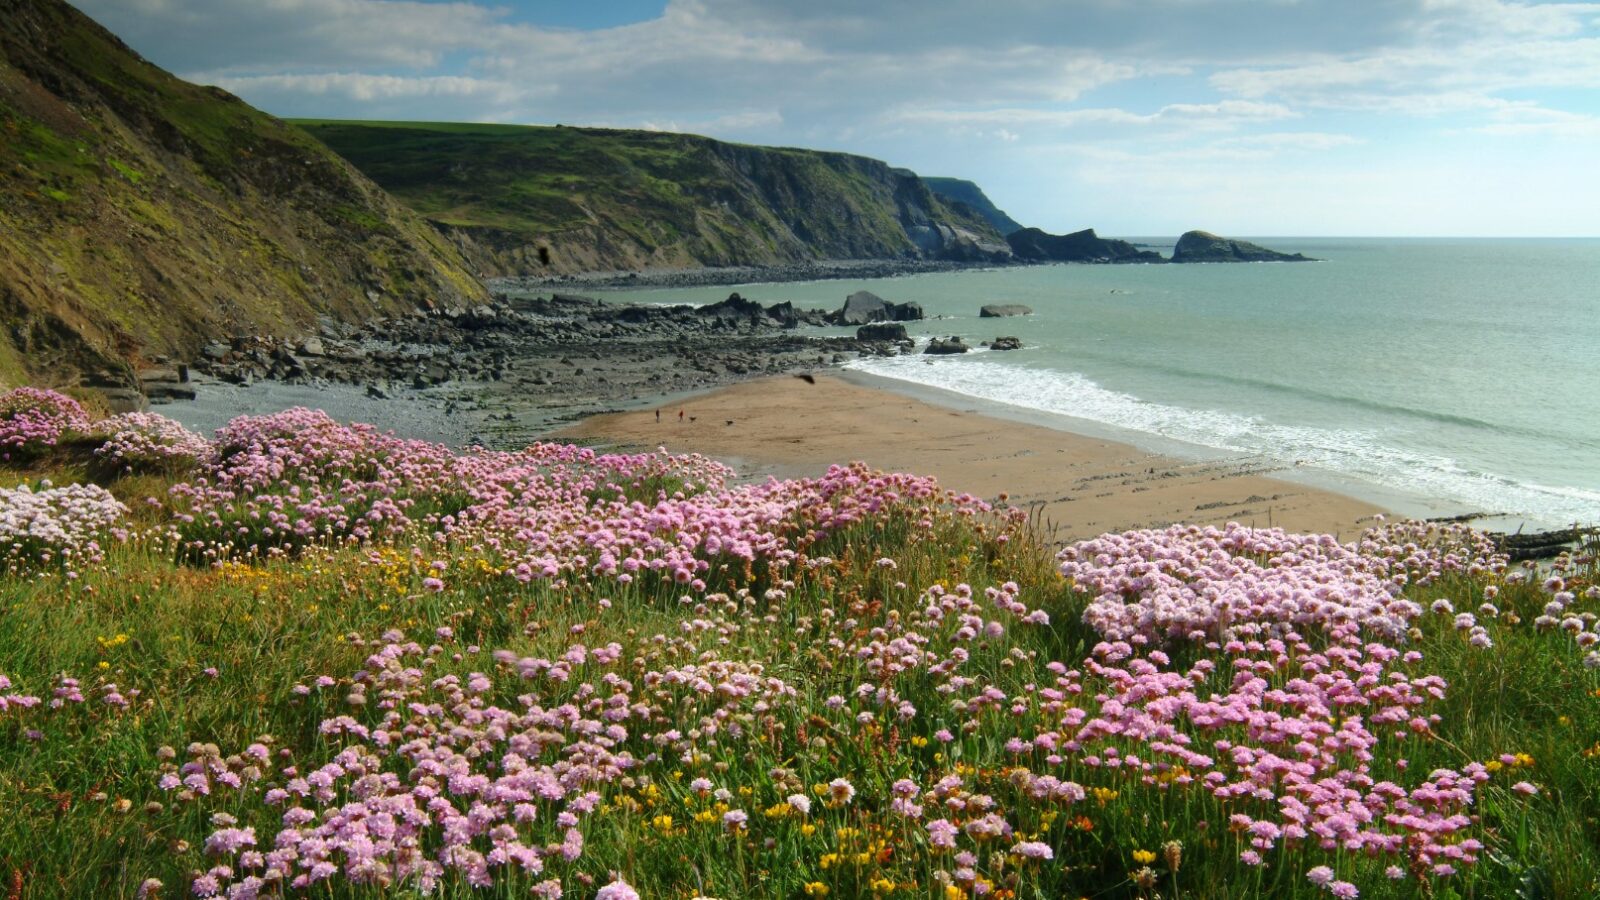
[787,793,812,815]
[927,819,959,849]
[1307,866,1335,887]
[1012,841,1052,860]
[1512,781,1538,796]
[1132,849,1156,865]
[595,877,640,900]
[826,778,856,806]
[803,884,829,897]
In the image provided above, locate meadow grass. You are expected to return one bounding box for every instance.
[0,400,1597,899]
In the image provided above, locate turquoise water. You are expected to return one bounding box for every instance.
[595,239,1600,528]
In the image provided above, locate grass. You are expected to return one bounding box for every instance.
[1,436,1598,898]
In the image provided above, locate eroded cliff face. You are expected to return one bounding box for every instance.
[0,0,486,389]
[300,122,1011,278]
[924,177,1024,236]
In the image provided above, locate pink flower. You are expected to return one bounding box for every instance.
[595,877,639,900]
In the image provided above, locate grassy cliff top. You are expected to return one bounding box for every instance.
[294,119,1002,273]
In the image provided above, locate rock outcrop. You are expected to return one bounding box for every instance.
[856,323,909,342]
[989,336,1023,351]
[924,337,969,355]
[1170,231,1314,263]
[979,304,1032,318]
[1005,228,1163,263]
[830,291,924,326]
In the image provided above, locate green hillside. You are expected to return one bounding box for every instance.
[296,120,1010,276]
[0,0,486,391]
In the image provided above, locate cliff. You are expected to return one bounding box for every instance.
[297,121,1012,277]
[923,177,1024,235]
[0,0,486,390]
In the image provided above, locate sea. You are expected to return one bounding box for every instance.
[594,238,1600,531]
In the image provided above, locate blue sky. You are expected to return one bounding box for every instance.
[78,0,1600,236]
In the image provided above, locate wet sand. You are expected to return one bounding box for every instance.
[557,373,1386,540]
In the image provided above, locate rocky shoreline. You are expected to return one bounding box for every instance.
[174,290,920,447]
[494,258,1005,291]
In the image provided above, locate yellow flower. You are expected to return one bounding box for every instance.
[694,810,717,824]
[803,884,829,897]
[870,877,896,894]
[801,824,817,837]
[944,886,965,900]
[651,814,674,834]
[819,853,839,871]
[1132,849,1157,865]
[1485,760,1504,773]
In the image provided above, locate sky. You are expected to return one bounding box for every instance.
[76,0,1600,236]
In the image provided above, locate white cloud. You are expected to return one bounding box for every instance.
[67,0,1600,234]
[195,72,520,103]
[893,100,1296,132]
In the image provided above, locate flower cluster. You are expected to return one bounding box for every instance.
[0,387,90,458]
[0,481,127,568]
[92,412,210,472]
[1059,521,1504,646]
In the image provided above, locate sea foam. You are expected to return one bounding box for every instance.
[846,354,1600,527]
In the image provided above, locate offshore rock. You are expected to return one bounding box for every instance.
[979,304,1032,318]
[832,291,925,326]
[1170,230,1314,263]
[924,336,969,355]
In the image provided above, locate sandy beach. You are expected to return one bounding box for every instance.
[557,372,1385,540]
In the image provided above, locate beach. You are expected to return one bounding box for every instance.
[557,372,1385,539]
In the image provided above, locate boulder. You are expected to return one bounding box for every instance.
[857,323,909,342]
[1170,230,1314,263]
[833,291,925,325]
[836,290,889,325]
[979,304,1032,318]
[990,336,1023,351]
[888,301,924,322]
[924,336,969,355]
[100,388,147,413]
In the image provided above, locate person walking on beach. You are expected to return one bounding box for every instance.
[655,409,660,424]
[678,409,684,423]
